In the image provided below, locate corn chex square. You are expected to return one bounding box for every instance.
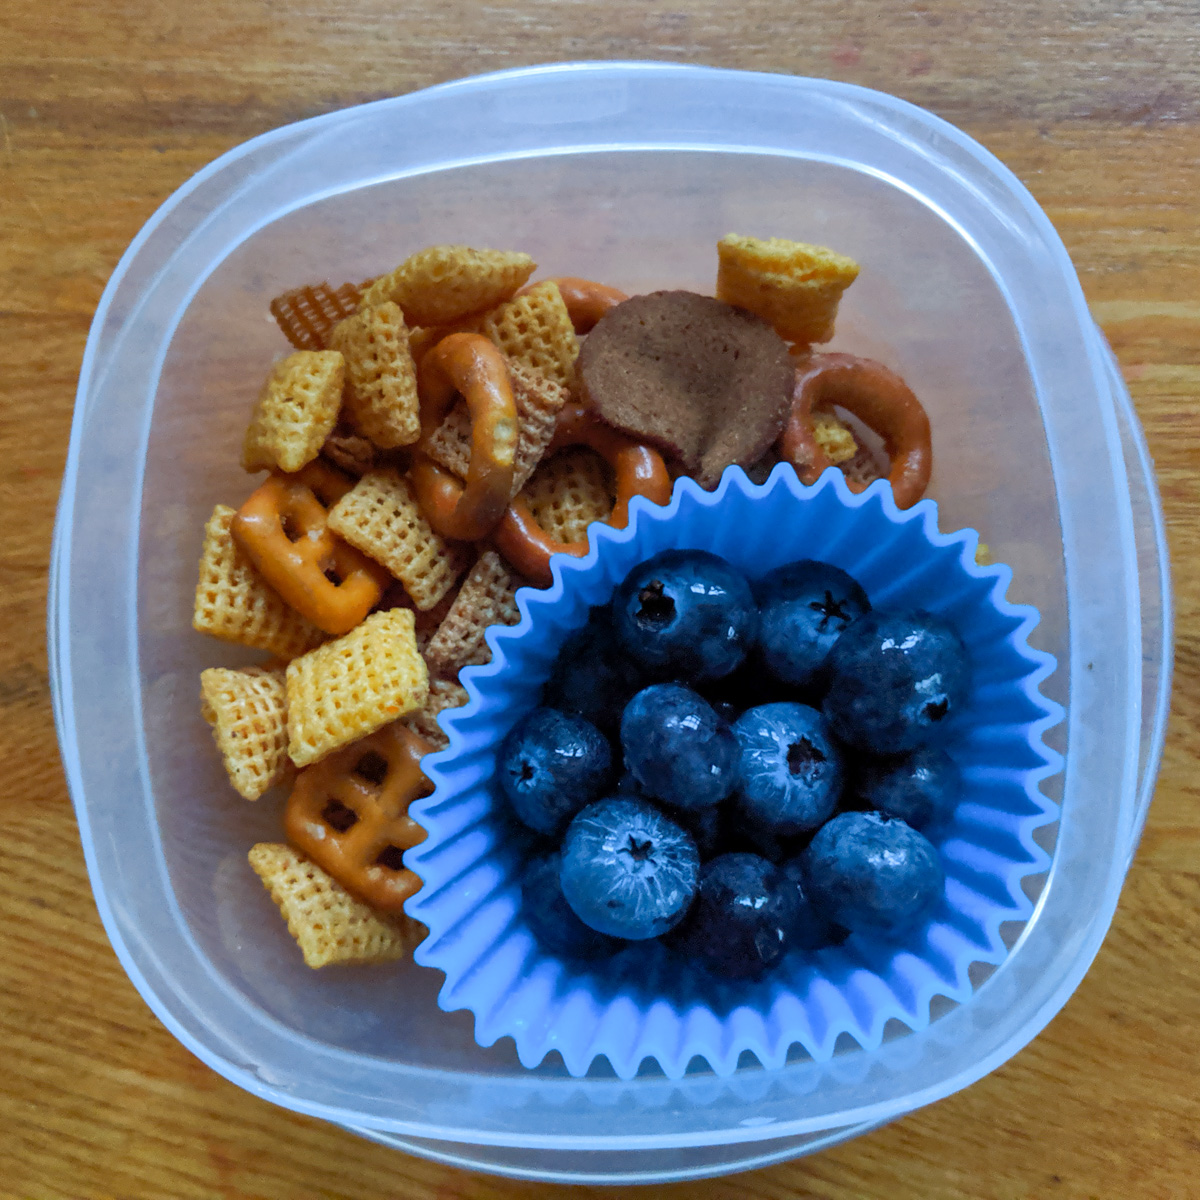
[360,245,536,327]
[482,280,579,389]
[242,350,345,473]
[248,842,419,968]
[269,281,363,351]
[285,607,429,767]
[327,468,470,612]
[327,301,421,449]
[715,233,860,346]
[521,448,613,545]
[200,665,293,800]
[193,504,326,660]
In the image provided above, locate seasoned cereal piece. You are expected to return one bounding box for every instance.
[482,281,579,389]
[286,608,428,767]
[405,678,469,750]
[200,666,293,800]
[422,360,567,499]
[716,234,860,346]
[424,551,524,676]
[320,424,377,477]
[841,444,885,489]
[242,350,345,474]
[810,410,859,465]
[327,302,421,449]
[376,581,457,654]
[270,281,364,351]
[326,469,470,611]
[193,505,325,660]
[407,314,485,365]
[361,245,535,326]
[521,449,613,545]
[248,842,418,968]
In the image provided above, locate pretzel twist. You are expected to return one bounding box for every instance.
[284,722,431,913]
[539,277,628,334]
[491,402,672,586]
[231,461,391,635]
[411,333,518,540]
[778,353,932,509]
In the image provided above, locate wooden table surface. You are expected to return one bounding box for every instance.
[4,2,1198,1196]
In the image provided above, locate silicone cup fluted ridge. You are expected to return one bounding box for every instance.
[404,466,1063,1080]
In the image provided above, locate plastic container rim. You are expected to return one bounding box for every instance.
[47,61,1172,1150]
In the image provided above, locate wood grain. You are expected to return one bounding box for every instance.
[3,2,1198,1196]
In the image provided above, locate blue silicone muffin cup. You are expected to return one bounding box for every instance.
[404,465,1063,1080]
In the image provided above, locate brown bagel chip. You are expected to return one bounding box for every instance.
[577,291,794,488]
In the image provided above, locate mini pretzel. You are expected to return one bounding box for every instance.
[284,722,431,913]
[407,314,485,368]
[778,353,932,510]
[231,461,392,635]
[491,403,672,586]
[538,278,628,334]
[410,332,518,540]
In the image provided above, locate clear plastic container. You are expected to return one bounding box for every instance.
[49,63,1171,1184]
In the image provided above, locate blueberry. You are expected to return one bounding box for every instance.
[856,746,961,832]
[544,607,645,735]
[824,611,971,755]
[520,852,619,960]
[621,683,740,810]
[756,560,871,688]
[614,774,723,859]
[801,811,944,936]
[779,856,835,950]
[734,702,844,835]
[613,550,758,683]
[672,853,799,980]
[498,708,613,835]
[560,796,700,940]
